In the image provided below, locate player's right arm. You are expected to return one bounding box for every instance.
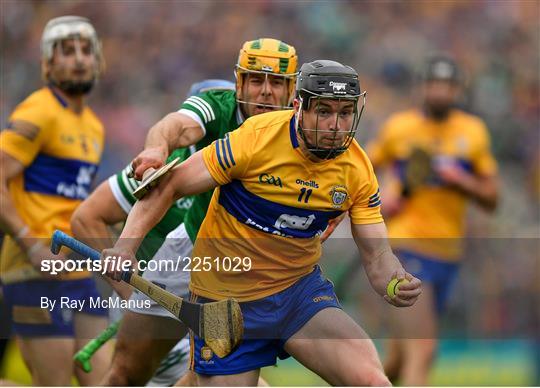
[0,96,49,237]
[132,91,224,180]
[104,123,253,280]
[71,179,134,299]
[0,151,32,243]
[103,151,218,280]
[0,115,66,270]
[132,112,204,180]
[71,181,127,250]
[71,159,151,245]
[351,221,421,307]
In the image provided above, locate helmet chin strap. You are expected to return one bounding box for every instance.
[306,143,343,160]
[301,132,345,159]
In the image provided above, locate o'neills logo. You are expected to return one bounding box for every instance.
[296,178,319,188]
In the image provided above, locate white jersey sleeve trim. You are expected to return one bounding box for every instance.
[108,175,131,214]
[177,108,207,136]
[191,96,216,121]
[183,96,216,123]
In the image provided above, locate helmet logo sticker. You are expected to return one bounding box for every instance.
[329,81,347,94]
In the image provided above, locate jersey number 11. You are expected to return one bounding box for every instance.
[298,188,313,203]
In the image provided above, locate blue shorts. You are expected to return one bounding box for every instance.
[2,277,107,337]
[190,265,341,375]
[396,250,459,314]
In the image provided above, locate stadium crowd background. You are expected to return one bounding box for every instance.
[1,0,539,385]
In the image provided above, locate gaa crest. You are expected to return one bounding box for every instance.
[329,185,348,208]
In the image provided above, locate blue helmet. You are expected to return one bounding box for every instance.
[187,79,235,97]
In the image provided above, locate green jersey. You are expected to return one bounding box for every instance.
[177,89,243,242]
[108,89,242,261]
[108,148,194,261]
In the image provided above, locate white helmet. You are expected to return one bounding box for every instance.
[41,16,103,79]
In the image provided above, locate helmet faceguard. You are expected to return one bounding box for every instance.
[235,38,298,112]
[296,60,366,160]
[41,16,103,94]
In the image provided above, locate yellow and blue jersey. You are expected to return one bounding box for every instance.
[368,108,497,260]
[0,87,104,283]
[193,110,382,301]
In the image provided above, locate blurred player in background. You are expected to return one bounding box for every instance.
[72,38,297,386]
[0,16,109,385]
[103,60,422,386]
[368,55,499,385]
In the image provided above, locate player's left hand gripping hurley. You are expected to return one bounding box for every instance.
[51,230,243,358]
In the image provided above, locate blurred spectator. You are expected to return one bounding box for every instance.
[1,2,537,186]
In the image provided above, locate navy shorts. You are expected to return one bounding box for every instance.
[397,250,459,314]
[2,277,107,337]
[190,265,341,375]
